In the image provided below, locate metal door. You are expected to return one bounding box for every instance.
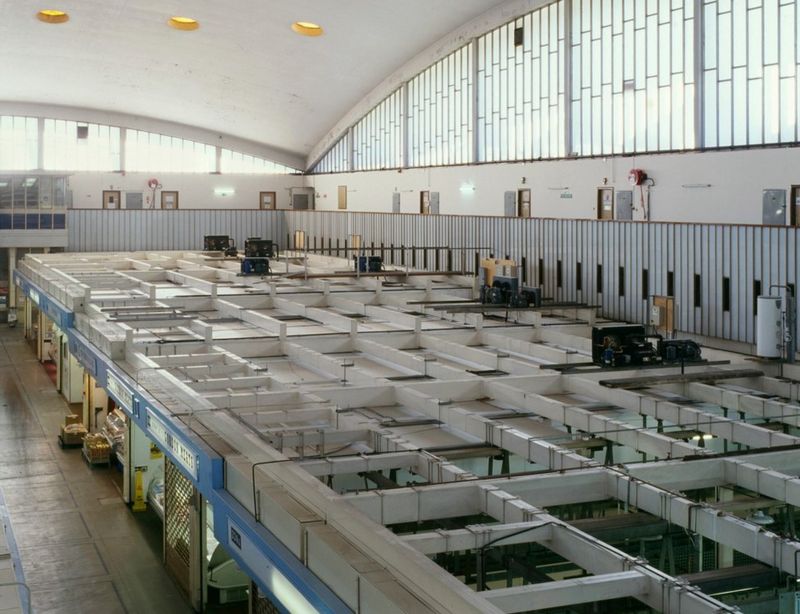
[164,458,202,610]
[161,191,179,210]
[518,189,531,217]
[504,191,516,217]
[392,192,401,213]
[597,188,614,220]
[102,190,120,209]
[616,190,633,220]
[429,192,440,215]
[420,191,430,215]
[763,190,787,225]
[260,191,276,210]
[126,192,143,210]
[337,186,347,210]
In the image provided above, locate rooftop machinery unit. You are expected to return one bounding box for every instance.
[591,325,702,367]
[354,255,383,273]
[240,238,275,276]
[478,258,542,309]
[203,235,238,257]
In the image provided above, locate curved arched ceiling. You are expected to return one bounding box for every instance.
[0,0,507,158]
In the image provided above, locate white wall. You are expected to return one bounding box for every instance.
[69,172,306,210]
[306,147,800,225]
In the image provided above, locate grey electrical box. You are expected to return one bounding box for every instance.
[616,190,633,220]
[125,192,143,210]
[504,191,516,217]
[392,192,400,213]
[429,192,440,215]
[763,189,787,225]
[291,187,315,210]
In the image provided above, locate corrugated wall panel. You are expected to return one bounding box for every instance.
[68,210,800,346]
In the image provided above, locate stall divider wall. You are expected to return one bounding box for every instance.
[14,271,349,614]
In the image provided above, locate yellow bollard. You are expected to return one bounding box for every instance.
[132,466,147,512]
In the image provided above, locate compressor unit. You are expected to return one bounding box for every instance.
[240,258,270,276]
[591,325,702,367]
[354,255,383,273]
[480,275,542,309]
[240,238,276,276]
[203,235,238,257]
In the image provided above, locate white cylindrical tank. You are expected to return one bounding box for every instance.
[757,296,783,358]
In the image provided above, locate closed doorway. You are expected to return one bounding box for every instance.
[259,191,276,210]
[338,185,347,210]
[420,190,431,215]
[102,190,121,209]
[518,189,531,217]
[791,185,800,226]
[161,191,179,210]
[597,187,614,220]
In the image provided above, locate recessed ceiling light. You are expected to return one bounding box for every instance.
[292,21,324,37]
[37,9,69,24]
[168,16,199,31]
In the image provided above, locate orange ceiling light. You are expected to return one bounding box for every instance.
[168,16,199,31]
[37,9,69,24]
[291,21,324,37]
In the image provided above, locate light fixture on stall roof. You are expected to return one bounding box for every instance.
[168,16,199,31]
[37,9,69,23]
[292,21,324,37]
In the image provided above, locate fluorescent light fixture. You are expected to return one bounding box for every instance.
[292,21,324,37]
[460,182,476,193]
[214,187,235,197]
[37,9,69,23]
[691,434,714,441]
[169,16,199,30]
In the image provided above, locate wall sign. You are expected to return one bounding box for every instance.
[106,372,134,413]
[70,339,97,376]
[147,409,198,480]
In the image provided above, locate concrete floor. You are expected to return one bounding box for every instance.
[0,327,193,614]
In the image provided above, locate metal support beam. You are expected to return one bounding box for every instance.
[483,571,648,613]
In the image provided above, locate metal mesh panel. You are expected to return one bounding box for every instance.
[164,458,194,595]
[251,581,280,614]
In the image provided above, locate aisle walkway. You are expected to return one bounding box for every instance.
[0,328,192,614]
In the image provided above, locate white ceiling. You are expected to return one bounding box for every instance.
[0,0,506,160]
